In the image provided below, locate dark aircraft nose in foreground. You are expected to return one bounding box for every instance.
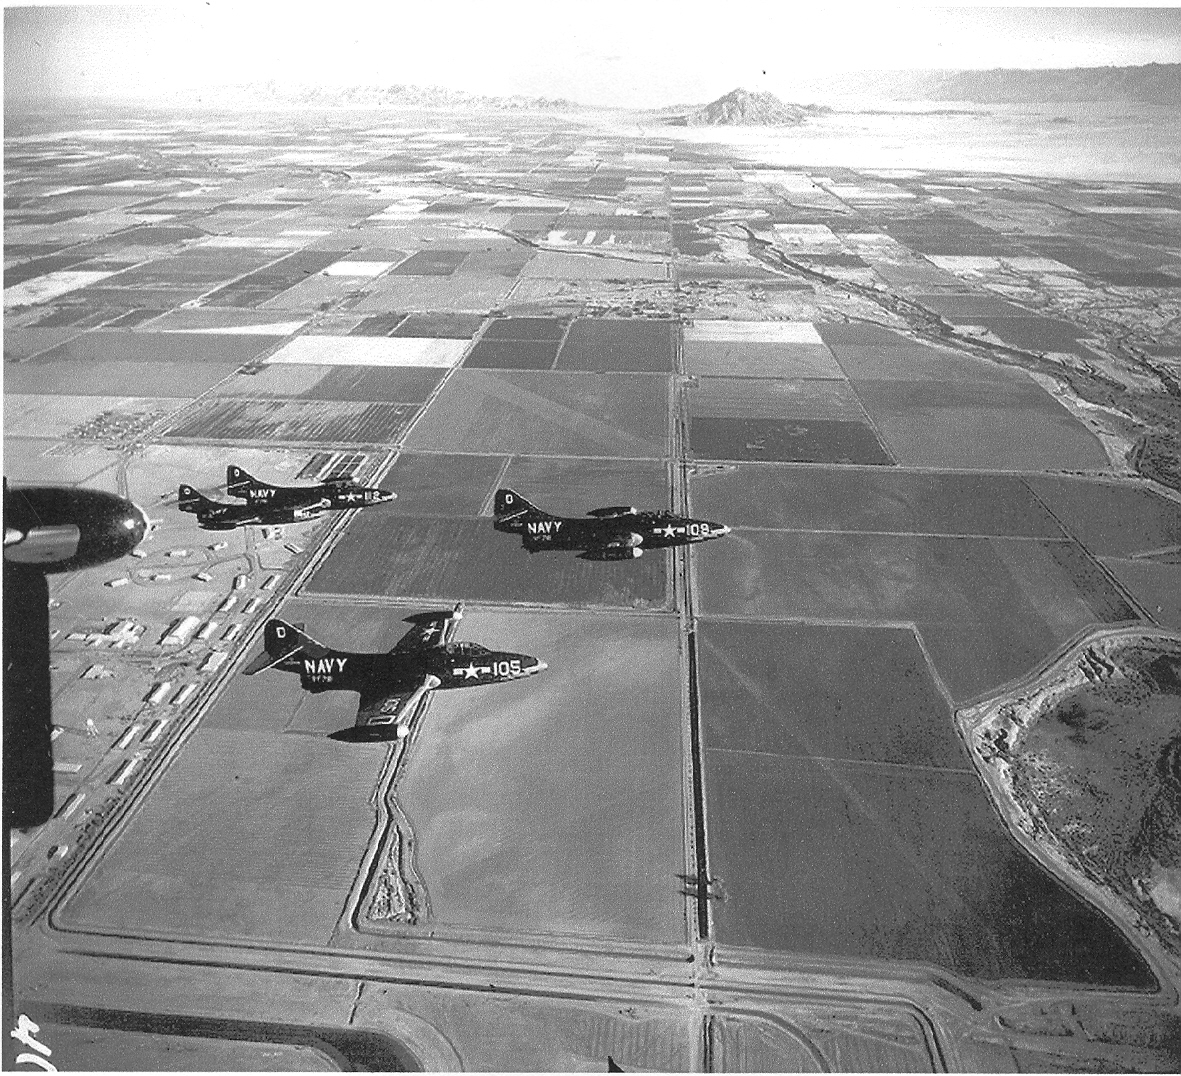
[4,485,149,572]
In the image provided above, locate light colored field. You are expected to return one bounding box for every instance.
[688,377,866,421]
[265,335,468,368]
[924,255,1003,274]
[0,437,120,486]
[3,394,188,439]
[146,308,309,335]
[684,341,844,378]
[257,274,366,311]
[771,224,840,251]
[53,727,382,946]
[384,606,688,943]
[3,270,115,309]
[191,235,305,249]
[684,320,823,344]
[321,260,396,276]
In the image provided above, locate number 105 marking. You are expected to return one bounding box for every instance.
[494,659,522,676]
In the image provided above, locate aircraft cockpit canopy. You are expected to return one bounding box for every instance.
[448,641,491,656]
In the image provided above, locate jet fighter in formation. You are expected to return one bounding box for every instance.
[242,603,546,741]
[493,488,730,560]
[178,465,395,531]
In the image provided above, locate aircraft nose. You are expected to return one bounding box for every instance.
[530,659,547,674]
[379,489,397,503]
[124,503,150,548]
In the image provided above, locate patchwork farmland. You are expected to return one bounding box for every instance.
[6,102,1181,1072]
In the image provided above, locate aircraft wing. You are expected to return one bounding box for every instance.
[390,603,464,653]
[355,673,441,734]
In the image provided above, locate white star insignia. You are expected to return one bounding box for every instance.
[461,663,482,680]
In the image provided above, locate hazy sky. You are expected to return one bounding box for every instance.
[5,2,1181,106]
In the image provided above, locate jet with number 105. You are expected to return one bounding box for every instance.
[242,603,546,741]
[493,488,730,560]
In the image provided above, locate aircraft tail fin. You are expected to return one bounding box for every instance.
[493,488,552,532]
[177,484,212,513]
[243,619,324,675]
[226,464,270,500]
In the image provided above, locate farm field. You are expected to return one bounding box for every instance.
[7,99,1181,1073]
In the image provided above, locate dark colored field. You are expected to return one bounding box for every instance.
[973,316,1086,353]
[53,727,381,946]
[812,323,915,347]
[350,313,407,336]
[683,341,844,379]
[1098,270,1181,288]
[392,312,485,338]
[457,248,533,277]
[405,370,669,458]
[687,377,866,421]
[480,317,570,341]
[307,515,667,608]
[689,466,1067,537]
[389,249,468,276]
[498,456,670,516]
[916,293,1030,319]
[1024,476,1181,555]
[554,318,676,373]
[694,531,1135,698]
[105,251,276,287]
[697,620,966,769]
[830,344,1020,383]
[305,365,444,404]
[855,378,1110,470]
[163,398,416,445]
[4,358,240,398]
[705,751,1153,985]
[689,417,893,465]
[798,252,869,268]
[29,330,279,366]
[204,250,347,306]
[3,253,92,286]
[1100,559,1181,631]
[76,285,214,307]
[379,452,507,516]
[463,339,560,370]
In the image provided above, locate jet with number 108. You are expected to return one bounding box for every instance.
[493,488,730,560]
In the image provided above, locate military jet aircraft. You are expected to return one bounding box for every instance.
[177,485,321,531]
[226,465,395,513]
[493,488,731,560]
[241,603,546,741]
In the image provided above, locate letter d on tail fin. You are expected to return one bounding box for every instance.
[177,484,206,513]
[493,488,546,533]
[225,465,258,499]
[243,619,318,675]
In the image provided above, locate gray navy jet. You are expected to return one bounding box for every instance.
[177,466,395,530]
[177,485,322,530]
[493,488,730,560]
[226,464,395,513]
[242,603,546,741]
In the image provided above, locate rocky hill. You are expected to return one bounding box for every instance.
[664,87,829,127]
